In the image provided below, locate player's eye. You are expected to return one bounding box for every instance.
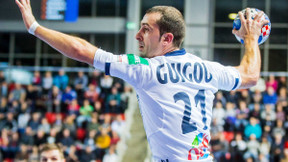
[143,27,149,32]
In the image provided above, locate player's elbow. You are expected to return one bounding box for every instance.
[71,40,91,64]
[248,74,259,86]
[243,73,260,88]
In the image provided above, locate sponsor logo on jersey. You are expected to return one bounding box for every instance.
[127,54,149,65]
[156,62,213,84]
[188,133,210,160]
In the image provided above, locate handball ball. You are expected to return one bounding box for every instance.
[233,8,271,45]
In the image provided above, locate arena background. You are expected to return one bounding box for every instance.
[0,0,287,162]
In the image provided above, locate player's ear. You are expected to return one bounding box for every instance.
[162,33,174,45]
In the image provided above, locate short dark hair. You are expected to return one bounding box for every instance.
[146,6,185,48]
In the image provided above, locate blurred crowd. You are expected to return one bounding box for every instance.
[2,68,288,162]
[211,75,288,162]
[0,69,132,162]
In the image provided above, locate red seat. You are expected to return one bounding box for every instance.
[45,112,56,124]
[76,128,86,141]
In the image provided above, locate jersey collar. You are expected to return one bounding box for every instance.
[164,48,186,57]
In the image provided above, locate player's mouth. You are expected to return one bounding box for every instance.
[138,43,144,50]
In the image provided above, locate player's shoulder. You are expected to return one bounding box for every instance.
[120,54,150,66]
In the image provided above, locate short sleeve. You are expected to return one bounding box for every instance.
[204,61,242,91]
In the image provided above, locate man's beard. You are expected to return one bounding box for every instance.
[139,51,147,58]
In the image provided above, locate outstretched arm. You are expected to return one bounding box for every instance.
[15,0,97,66]
[233,8,269,89]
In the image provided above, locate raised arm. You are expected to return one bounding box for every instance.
[15,0,97,66]
[233,8,269,89]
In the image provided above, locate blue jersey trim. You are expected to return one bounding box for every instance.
[105,63,111,75]
[232,78,239,90]
[165,48,186,57]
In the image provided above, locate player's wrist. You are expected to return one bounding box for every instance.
[244,35,258,42]
[28,21,40,35]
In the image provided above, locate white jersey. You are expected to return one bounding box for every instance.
[93,49,241,162]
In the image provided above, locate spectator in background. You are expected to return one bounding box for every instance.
[106,87,121,114]
[281,147,288,162]
[259,135,271,161]
[84,130,97,151]
[9,100,20,116]
[212,101,225,128]
[96,127,111,150]
[65,145,79,162]
[62,116,76,137]
[53,69,69,91]
[270,133,284,162]
[42,71,53,95]
[96,127,111,160]
[239,89,251,105]
[244,117,262,140]
[272,120,285,138]
[9,83,26,103]
[235,100,249,131]
[19,101,31,114]
[32,71,41,86]
[67,99,80,116]
[14,144,29,161]
[263,86,278,105]
[276,103,286,122]
[47,86,62,112]
[29,145,39,162]
[61,85,77,105]
[17,108,30,133]
[261,104,276,126]
[47,128,59,144]
[53,114,63,131]
[34,130,47,146]
[0,71,5,84]
[224,102,236,131]
[0,97,8,116]
[266,74,278,92]
[111,114,125,135]
[103,144,118,162]
[10,132,20,153]
[249,103,262,119]
[94,101,104,121]
[225,90,239,105]
[87,116,100,132]
[88,70,101,87]
[100,74,113,99]
[110,130,120,146]
[60,129,74,148]
[278,87,288,104]
[0,112,18,132]
[79,146,97,162]
[278,76,287,94]
[38,118,51,134]
[28,112,41,133]
[250,89,263,104]
[244,134,260,161]
[85,83,100,104]
[77,99,94,127]
[20,127,34,147]
[213,91,226,107]
[210,132,230,162]
[249,77,266,93]
[0,81,8,97]
[74,71,88,102]
[61,85,77,112]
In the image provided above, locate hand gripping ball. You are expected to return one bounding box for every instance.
[233,8,271,45]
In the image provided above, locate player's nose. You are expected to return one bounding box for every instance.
[135,30,142,41]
